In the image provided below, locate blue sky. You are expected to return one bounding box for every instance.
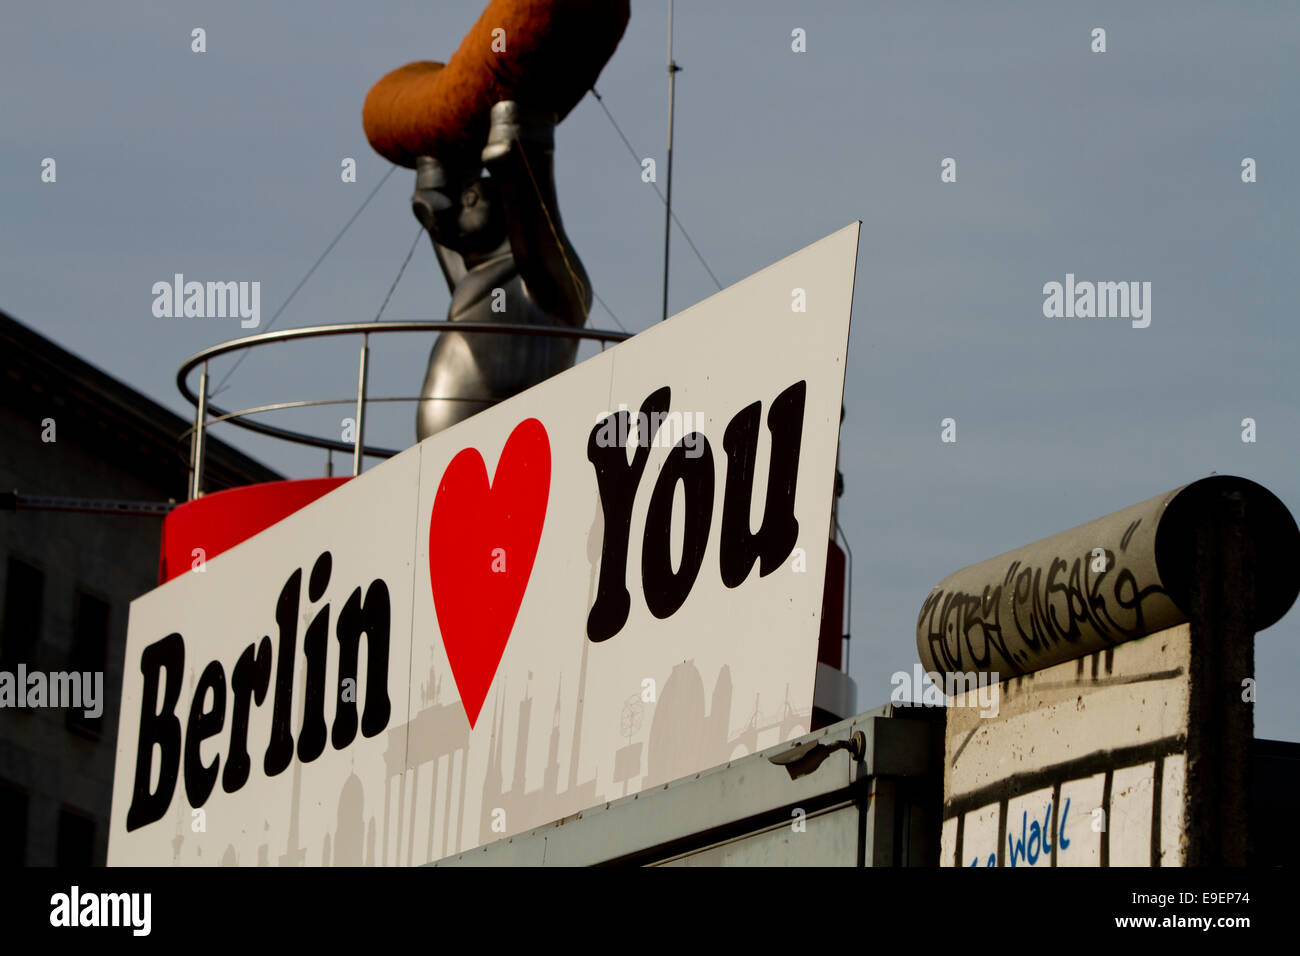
[3,1,1297,738]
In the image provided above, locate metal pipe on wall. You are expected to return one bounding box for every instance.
[915,475,1300,681]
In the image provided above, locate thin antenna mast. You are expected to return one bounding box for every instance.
[661,0,681,322]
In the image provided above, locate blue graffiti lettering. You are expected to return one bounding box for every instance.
[970,797,1072,866]
[1007,798,1072,867]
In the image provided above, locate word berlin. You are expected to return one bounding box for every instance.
[125,380,808,830]
[125,552,392,831]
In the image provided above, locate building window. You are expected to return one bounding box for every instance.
[0,781,28,866]
[0,557,43,669]
[66,590,110,738]
[57,807,96,867]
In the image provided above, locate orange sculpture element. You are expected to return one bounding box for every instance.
[362,0,630,168]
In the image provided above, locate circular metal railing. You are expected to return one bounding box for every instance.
[177,320,632,500]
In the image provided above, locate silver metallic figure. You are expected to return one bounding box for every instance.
[411,100,592,440]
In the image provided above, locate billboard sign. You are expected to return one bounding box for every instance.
[108,223,860,865]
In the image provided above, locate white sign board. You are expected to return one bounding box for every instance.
[108,223,860,865]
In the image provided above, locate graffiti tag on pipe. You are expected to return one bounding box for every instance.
[918,518,1172,678]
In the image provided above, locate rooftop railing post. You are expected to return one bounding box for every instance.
[353,333,370,476]
[187,413,197,500]
[190,361,209,500]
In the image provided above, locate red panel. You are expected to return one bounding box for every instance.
[158,477,351,584]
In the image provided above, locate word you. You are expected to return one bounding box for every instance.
[125,551,391,830]
[586,382,806,643]
[890,664,999,717]
[1042,273,1150,328]
[0,665,102,718]
[50,886,151,936]
[151,274,260,328]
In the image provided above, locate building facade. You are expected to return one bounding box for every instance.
[0,310,279,865]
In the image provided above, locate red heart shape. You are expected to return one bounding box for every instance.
[429,418,550,728]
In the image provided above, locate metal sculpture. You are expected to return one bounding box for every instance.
[362,0,630,440]
[408,103,590,438]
